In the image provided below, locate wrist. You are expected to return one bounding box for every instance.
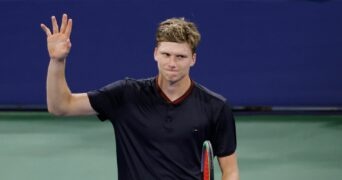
[50,57,66,62]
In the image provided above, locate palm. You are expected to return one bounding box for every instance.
[41,14,73,60]
[47,34,70,59]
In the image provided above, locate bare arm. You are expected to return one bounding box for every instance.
[41,14,95,116]
[218,152,240,180]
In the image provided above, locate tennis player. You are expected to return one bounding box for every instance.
[41,14,239,180]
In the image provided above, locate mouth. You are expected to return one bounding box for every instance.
[166,69,177,72]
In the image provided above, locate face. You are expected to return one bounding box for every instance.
[154,42,196,84]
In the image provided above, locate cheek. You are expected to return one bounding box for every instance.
[158,59,169,68]
[178,63,191,73]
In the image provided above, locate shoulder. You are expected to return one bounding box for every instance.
[124,77,155,87]
[89,77,156,105]
[121,77,156,93]
[193,81,227,103]
[102,77,155,90]
[192,81,235,112]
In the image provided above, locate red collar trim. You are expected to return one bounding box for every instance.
[155,76,194,105]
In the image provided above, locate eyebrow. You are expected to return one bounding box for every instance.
[159,50,188,57]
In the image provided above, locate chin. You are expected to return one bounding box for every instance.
[166,77,179,83]
[167,76,186,84]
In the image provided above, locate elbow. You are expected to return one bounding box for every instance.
[47,104,68,116]
[48,109,65,116]
[223,172,240,180]
[222,168,240,180]
[47,96,71,116]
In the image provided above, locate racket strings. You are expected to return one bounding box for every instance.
[201,140,214,180]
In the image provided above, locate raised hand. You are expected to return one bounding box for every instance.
[41,14,73,61]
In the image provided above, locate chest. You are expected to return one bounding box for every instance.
[117,97,214,144]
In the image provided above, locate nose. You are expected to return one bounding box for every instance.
[167,56,177,68]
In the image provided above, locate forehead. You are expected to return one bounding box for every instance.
[157,42,193,55]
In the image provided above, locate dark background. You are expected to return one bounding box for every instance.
[1,0,341,108]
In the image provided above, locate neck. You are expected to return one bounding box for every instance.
[157,75,191,101]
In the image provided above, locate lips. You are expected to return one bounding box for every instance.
[166,69,177,72]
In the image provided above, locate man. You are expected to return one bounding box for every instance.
[41,14,239,180]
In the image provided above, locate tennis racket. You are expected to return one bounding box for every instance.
[201,140,214,180]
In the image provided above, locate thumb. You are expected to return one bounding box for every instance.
[67,39,72,47]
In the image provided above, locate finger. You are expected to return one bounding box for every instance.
[60,14,68,33]
[67,39,72,48]
[65,19,73,38]
[40,23,52,36]
[51,16,59,34]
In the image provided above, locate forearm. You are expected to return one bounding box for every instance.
[46,59,72,115]
[222,170,239,180]
[219,153,240,180]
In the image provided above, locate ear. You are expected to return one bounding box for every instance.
[154,47,158,62]
[190,53,196,67]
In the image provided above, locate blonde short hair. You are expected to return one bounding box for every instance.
[156,17,201,53]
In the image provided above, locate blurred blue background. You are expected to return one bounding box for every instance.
[1,0,341,108]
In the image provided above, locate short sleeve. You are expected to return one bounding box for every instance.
[212,102,237,157]
[87,80,126,121]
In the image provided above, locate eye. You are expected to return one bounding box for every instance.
[176,55,186,59]
[162,53,170,57]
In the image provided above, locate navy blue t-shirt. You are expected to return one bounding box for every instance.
[87,77,236,180]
